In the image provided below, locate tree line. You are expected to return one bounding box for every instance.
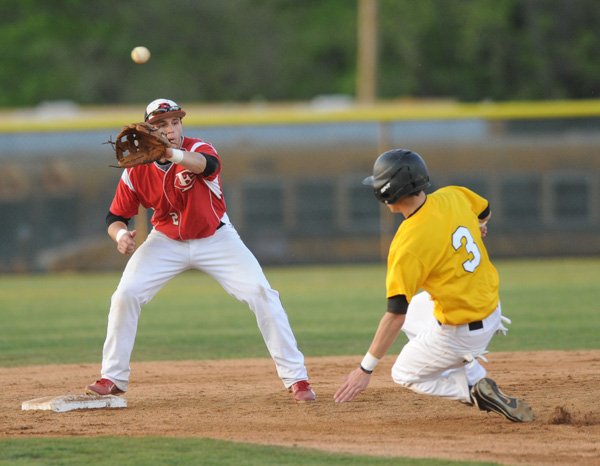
[0,0,598,107]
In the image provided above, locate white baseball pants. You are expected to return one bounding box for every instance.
[392,291,504,403]
[100,217,308,391]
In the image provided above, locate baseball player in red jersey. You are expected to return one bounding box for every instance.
[334,149,534,422]
[86,99,315,402]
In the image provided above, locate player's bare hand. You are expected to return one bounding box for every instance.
[117,230,137,255]
[333,367,371,403]
[480,224,488,238]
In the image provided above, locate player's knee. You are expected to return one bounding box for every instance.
[391,364,418,386]
[238,281,275,299]
[237,283,282,312]
[111,286,143,309]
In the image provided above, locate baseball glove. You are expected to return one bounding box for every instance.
[108,122,171,168]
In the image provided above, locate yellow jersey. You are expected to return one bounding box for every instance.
[386,186,499,325]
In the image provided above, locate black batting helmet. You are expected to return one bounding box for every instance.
[363,149,430,204]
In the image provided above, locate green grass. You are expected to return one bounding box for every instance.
[488,257,600,351]
[0,437,497,466]
[1,258,598,367]
[1,258,598,465]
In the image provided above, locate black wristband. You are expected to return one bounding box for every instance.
[359,364,373,374]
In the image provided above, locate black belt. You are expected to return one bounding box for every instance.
[437,319,483,330]
[468,320,483,330]
[216,221,225,230]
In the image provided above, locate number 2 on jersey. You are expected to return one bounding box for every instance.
[452,226,481,272]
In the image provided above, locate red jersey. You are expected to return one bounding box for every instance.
[109,137,227,240]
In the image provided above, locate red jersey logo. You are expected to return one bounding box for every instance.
[174,170,196,192]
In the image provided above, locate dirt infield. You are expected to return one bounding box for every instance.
[2,350,599,465]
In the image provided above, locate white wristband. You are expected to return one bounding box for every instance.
[169,148,184,164]
[116,229,128,242]
[360,352,380,373]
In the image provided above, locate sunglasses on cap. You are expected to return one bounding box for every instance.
[144,102,183,121]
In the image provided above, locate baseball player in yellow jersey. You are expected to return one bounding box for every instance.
[334,149,534,422]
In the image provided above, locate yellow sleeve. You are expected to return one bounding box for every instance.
[386,249,427,303]
[452,186,489,217]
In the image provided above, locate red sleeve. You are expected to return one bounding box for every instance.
[183,138,221,181]
[109,170,140,219]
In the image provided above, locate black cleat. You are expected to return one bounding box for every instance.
[471,378,534,422]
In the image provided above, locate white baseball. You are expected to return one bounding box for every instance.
[131,46,151,64]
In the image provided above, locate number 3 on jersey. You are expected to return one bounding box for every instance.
[452,226,481,272]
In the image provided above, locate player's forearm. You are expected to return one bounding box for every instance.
[166,148,206,174]
[367,312,406,359]
[108,221,128,241]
